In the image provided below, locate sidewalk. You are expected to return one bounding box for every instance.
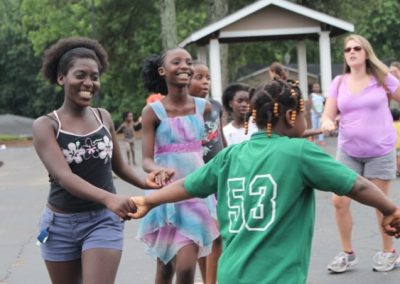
[0,137,399,283]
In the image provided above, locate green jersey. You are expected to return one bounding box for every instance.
[184,132,357,284]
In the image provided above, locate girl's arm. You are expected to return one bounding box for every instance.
[141,105,175,185]
[99,108,160,190]
[32,116,136,219]
[129,178,191,218]
[115,122,125,134]
[204,100,212,117]
[218,103,228,147]
[347,176,400,237]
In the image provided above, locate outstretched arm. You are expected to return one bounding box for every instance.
[128,179,191,218]
[320,97,338,135]
[347,176,400,238]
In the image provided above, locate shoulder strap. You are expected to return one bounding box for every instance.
[383,84,391,106]
[48,111,61,137]
[194,97,206,115]
[95,108,103,123]
[336,75,343,95]
[45,113,59,124]
[150,101,167,120]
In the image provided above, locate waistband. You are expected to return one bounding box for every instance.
[155,141,202,155]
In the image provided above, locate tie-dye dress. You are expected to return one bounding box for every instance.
[137,97,219,264]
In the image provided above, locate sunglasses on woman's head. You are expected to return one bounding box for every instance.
[344,46,363,53]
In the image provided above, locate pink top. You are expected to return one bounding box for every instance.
[328,73,399,157]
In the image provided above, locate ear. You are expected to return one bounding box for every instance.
[229,100,234,110]
[158,67,165,76]
[57,74,65,86]
[285,109,295,127]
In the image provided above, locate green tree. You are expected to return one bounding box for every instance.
[0,0,58,118]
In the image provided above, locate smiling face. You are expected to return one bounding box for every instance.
[188,63,210,98]
[344,39,367,69]
[57,57,100,107]
[158,48,193,89]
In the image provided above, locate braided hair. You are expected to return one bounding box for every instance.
[141,47,187,95]
[250,79,304,137]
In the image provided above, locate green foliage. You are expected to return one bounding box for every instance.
[1,0,400,121]
[356,0,400,60]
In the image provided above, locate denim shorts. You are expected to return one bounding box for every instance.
[336,148,396,180]
[38,206,124,262]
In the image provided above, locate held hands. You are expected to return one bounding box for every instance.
[105,194,137,221]
[146,168,175,189]
[320,117,336,136]
[154,168,175,187]
[128,196,151,219]
[382,208,400,238]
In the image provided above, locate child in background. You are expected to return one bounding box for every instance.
[268,61,287,80]
[309,82,325,146]
[137,48,219,283]
[391,108,400,176]
[130,79,400,284]
[188,60,224,284]
[116,111,142,165]
[222,82,252,145]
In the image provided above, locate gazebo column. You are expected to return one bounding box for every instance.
[196,45,208,65]
[209,38,223,102]
[319,31,332,97]
[296,41,308,99]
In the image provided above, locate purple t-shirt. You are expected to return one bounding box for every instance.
[328,73,399,157]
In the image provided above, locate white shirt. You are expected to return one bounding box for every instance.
[223,121,253,146]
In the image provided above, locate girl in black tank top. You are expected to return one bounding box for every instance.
[33,37,161,284]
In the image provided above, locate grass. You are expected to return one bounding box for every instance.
[0,134,31,142]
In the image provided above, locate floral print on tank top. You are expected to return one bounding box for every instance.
[62,135,113,164]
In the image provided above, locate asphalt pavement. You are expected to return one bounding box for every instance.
[0,137,399,283]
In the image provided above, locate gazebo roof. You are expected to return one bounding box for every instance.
[179,0,354,46]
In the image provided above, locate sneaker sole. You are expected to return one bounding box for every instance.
[372,264,396,272]
[373,257,400,272]
[327,259,359,273]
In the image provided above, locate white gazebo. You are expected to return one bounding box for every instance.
[179,0,354,101]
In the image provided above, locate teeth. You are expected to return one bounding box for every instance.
[177,73,189,79]
[80,91,92,98]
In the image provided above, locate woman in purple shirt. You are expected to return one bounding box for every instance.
[321,34,400,273]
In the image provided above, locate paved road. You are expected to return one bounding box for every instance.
[0,137,399,283]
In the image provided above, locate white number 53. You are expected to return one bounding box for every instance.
[227,174,277,233]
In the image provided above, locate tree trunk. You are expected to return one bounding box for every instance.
[206,0,229,90]
[160,0,178,49]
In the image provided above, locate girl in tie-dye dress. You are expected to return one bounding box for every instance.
[138,47,219,283]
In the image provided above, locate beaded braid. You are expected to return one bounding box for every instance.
[244,102,251,135]
[250,78,305,138]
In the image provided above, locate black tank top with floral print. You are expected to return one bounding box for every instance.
[47,108,115,212]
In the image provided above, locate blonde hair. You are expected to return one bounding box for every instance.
[390,61,400,70]
[343,34,388,86]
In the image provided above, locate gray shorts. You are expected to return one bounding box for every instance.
[336,148,396,180]
[38,206,124,262]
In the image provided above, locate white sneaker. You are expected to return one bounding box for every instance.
[372,251,399,272]
[327,251,358,273]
